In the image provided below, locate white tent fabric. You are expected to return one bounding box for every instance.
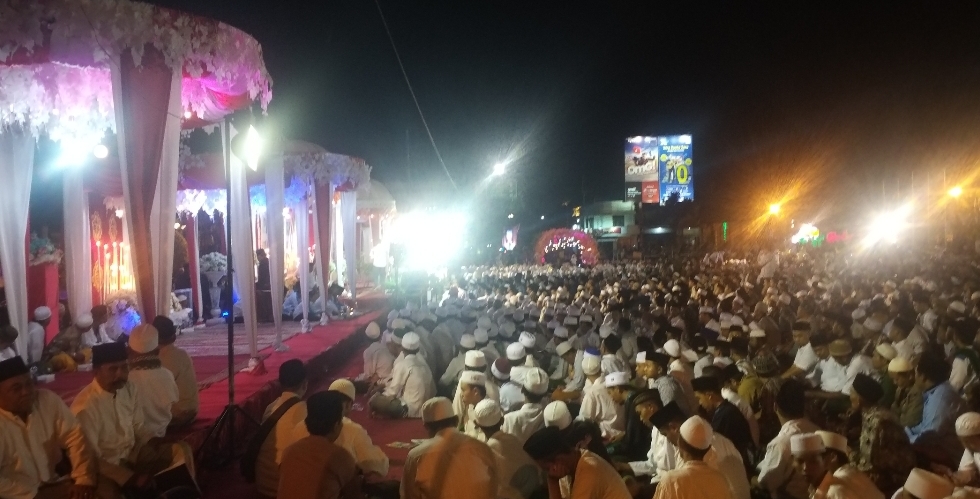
[227,124,258,357]
[63,171,93,317]
[334,198,344,287]
[341,191,357,299]
[354,180,396,212]
[293,198,311,328]
[264,153,286,346]
[149,73,182,318]
[312,184,331,325]
[0,128,35,360]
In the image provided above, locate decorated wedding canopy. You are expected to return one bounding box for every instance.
[534,229,599,267]
[0,0,271,359]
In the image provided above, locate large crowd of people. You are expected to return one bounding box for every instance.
[9,244,980,499]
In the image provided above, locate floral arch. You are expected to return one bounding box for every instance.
[534,229,599,266]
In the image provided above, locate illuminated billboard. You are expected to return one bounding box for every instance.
[624,134,694,204]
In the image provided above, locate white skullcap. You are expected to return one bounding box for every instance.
[563,316,578,326]
[875,343,897,361]
[780,294,791,305]
[956,412,980,437]
[390,318,408,330]
[731,316,745,326]
[888,357,913,373]
[903,468,954,499]
[636,351,647,364]
[328,379,356,401]
[851,308,867,321]
[555,341,573,357]
[421,397,455,423]
[75,313,94,328]
[547,319,560,330]
[465,350,487,368]
[459,371,487,387]
[605,372,629,387]
[474,328,489,344]
[506,343,526,361]
[699,307,714,315]
[816,430,849,455]
[460,334,477,349]
[580,314,593,323]
[128,324,159,354]
[513,311,526,322]
[34,306,52,321]
[663,339,681,358]
[435,307,448,318]
[863,318,883,332]
[402,332,421,350]
[553,326,569,339]
[713,357,733,368]
[478,316,492,329]
[720,320,732,330]
[544,401,572,430]
[680,416,713,450]
[682,349,699,363]
[972,291,980,302]
[599,325,614,339]
[581,355,600,376]
[519,331,536,349]
[523,367,549,395]
[790,433,825,456]
[411,310,425,324]
[473,399,503,427]
[749,329,767,339]
[488,325,499,338]
[365,322,381,339]
[719,312,733,322]
[501,322,517,338]
[567,306,581,317]
[950,301,967,314]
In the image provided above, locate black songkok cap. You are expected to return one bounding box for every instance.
[0,357,29,383]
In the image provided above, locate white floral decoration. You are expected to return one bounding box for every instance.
[200,251,228,273]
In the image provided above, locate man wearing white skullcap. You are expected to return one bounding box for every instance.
[896,468,953,499]
[888,356,924,429]
[653,416,734,499]
[544,400,573,430]
[357,321,395,390]
[370,332,437,418]
[507,343,532,387]
[940,412,980,487]
[473,399,545,499]
[439,334,477,395]
[578,355,624,440]
[474,327,501,365]
[43,309,104,372]
[457,371,490,441]
[27,306,52,364]
[402,397,499,499]
[502,367,550,445]
[126,324,180,439]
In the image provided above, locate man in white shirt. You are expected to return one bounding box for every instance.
[757,379,820,499]
[502,367,550,445]
[27,305,52,364]
[578,357,624,440]
[495,358,524,414]
[600,334,630,378]
[357,321,394,391]
[319,379,389,477]
[790,431,883,499]
[949,320,979,395]
[888,317,927,362]
[152,316,198,428]
[782,322,822,382]
[457,370,491,440]
[79,306,113,349]
[71,343,195,499]
[402,397,499,499]
[474,399,545,499]
[818,339,875,395]
[0,356,97,499]
[912,291,938,334]
[440,334,476,395]
[255,359,309,497]
[370,332,436,418]
[126,324,179,439]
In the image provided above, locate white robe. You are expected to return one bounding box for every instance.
[502,402,546,445]
[578,378,623,439]
[383,353,436,418]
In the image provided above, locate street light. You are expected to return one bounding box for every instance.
[492,162,507,177]
[507,213,514,219]
[769,203,781,215]
[949,186,963,198]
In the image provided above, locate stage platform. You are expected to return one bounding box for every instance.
[44,291,389,479]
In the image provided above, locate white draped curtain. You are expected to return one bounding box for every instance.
[264,153,286,340]
[293,198,310,325]
[63,171,93,317]
[0,127,35,359]
[333,198,344,287]
[149,73,181,318]
[340,191,357,299]
[227,125,258,357]
[312,184,331,322]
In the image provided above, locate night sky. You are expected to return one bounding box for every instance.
[127,1,980,234]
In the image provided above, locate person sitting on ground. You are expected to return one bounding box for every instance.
[71,342,196,499]
[152,316,199,428]
[578,356,624,441]
[255,359,309,498]
[402,397,499,499]
[848,372,915,495]
[79,305,112,349]
[356,322,394,394]
[0,356,98,499]
[369,332,436,418]
[502,367,551,445]
[894,468,953,499]
[889,357,923,428]
[43,312,96,372]
[652,416,737,499]
[126,324,179,440]
[318,379,390,478]
[789,432,884,499]
[906,351,965,468]
[756,379,820,499]
[278,391,363,499]
[523,425,632,499]
[27,306,52,364]
[473,399,546,499]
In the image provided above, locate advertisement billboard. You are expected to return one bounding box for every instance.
[624,134,693,204]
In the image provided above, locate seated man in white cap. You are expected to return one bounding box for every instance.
[357,321,394,393]
[151,316,199,428]
[519,332,540,368]
[523,425,631,499]
[600,335,630,379]
[502,367,551,445]
[543,400,572,430]
[578,357,624,441]
[78,305,112,349]
[894,468,953,499]
[458,370,491,441]
[551,341,586,403]
[126,324,180,439]
[439,334,477,396]
[790,431,883,499]
[508,342,532,387]
[71,343,196,499]
[0,356,97,499]
[889,357,923,428]
[370,332,436,418]
[475,326,500,365]
[312,379,390,478]
[28,306,52,364]
[473,399,545,499]
[43,312,97,372]
[402,396,499,499]
[934,412,980,487]
[652,416,735,499]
